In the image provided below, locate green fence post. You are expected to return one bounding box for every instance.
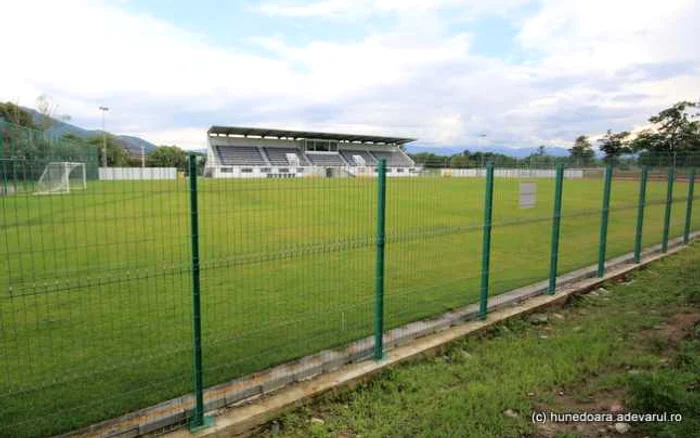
[374,159,387,361]
[597,164,613,277]
[683,168,695,244]
[479,162,495,319]
[661,166,675,253]
[548,163,565,294]
[187,154,212,431]
[634,167,648,263]
[0,132,5,195]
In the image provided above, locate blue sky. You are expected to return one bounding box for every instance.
[2,0,699,149]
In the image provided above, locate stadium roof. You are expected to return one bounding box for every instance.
[208,126,415,145]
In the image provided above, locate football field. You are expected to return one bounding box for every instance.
[0,175,695,437]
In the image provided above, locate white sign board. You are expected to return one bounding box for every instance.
[519,181,537,209]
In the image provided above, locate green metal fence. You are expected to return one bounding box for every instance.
[0,123,698,437]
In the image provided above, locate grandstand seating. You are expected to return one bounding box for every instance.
[305,153,346,166]
[340,150,377,166]
[214,144,414,168]
[370,150,413,167]
[216,146,267,165]
[264,147,309,166]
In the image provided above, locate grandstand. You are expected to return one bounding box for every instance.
[204,126,418,178]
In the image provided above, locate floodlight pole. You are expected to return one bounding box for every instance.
[99,106,109,167]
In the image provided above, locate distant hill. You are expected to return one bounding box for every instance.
[118,135,158,159]
[405,144,573,158]
[26,108,157,158]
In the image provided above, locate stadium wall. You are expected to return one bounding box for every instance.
[210,165,419,178]
[442,168,584,178]
[99,167,177,180]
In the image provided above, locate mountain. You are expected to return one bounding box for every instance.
[118,135,158,158]
[405,144,572,158]
[26,108,157,158]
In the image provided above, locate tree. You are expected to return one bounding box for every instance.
[630,100,700,166]
[568,135,595,166]
[647,100,699,151]
[407,152,448,168]
[88,135,130,167]
[597,130,631,165]
[0,101,34,127]
[449,150,473,168]
[147,145,187,170]
[524,146,556,167]
[35,95,71,132]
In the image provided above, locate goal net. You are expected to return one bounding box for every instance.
[34,162,87,195]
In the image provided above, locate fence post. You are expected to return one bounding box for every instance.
[374,159,387,361]
[661,166,675,253]
[597,164,613,277]
[187,154,212,431]
[634,167,648,263]
[479,162,495,319]
[548,163,565,294]
[683,168,695,244]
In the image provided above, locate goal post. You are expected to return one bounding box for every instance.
[34,162,87,195]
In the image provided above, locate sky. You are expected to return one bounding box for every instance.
[1,0,699,150]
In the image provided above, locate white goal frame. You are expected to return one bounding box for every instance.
[34,162,87,195]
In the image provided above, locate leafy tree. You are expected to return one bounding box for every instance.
[0,101,34,128]
[88,135,130,167]
[147,145,187,170]
[524,147,556,167]
[568,135,595,166]
[630,100,700,166]
[62,133,84,143]
[449,150,473,168]
[597,130,631,165]
[408,152,448,168]
[646,100,699,151]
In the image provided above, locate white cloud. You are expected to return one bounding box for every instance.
[0,0,698,149]
[257,0,530,19]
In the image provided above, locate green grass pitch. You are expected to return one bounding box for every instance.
[0,175,695,437]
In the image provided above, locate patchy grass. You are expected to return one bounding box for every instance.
[264,243,700,438]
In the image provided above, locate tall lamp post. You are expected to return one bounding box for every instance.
[99,106,109,167]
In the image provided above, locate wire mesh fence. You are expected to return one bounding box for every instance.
[0,121,698,437]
